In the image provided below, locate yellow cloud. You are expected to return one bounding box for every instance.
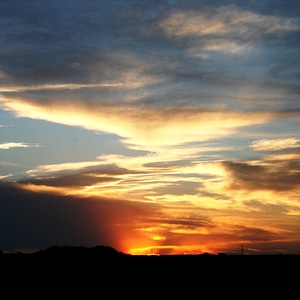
[25,161,108,177]
[0,97,273,150]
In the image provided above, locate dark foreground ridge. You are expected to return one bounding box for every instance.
[1,245,298,277]
[0,245,127,259]
[1,245,298,259]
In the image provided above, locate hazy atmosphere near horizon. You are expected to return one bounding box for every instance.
[1,0,300,255]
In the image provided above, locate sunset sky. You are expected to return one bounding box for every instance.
[1,0,300,255]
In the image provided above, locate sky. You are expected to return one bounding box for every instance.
[0,0,300,255]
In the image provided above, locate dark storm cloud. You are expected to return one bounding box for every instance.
[0,181,161,252]
[0,181,112,251]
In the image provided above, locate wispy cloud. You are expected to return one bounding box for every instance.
[0,124,13,128]
[0,83,135,92]
[0,142,42,150]
[158,5,299,55]
[0,97,277,150]
[0,160,28,168]
[250,138,300,152]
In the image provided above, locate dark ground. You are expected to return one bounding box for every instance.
[0,245,297,289]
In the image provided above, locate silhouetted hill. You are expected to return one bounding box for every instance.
[33,245,127,257]
[1,245,298,261]
[1,245,298,278]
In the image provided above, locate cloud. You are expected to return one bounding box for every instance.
[250,138,300,152]
[0,160,27,168]
[24,161,113,177]
[23,163,133,188]
[0,96,277,150]
[0,124,13,128]
[0,174,13,180]
[0,83,134,92]
[0,142,42,150]
[2,149,299,255]
[221,159,300,192]
[158,5,299,55]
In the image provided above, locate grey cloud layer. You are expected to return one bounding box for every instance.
[222,158,300,192]
[1,1,299,112]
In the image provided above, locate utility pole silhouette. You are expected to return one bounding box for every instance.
[241,245,244,255]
